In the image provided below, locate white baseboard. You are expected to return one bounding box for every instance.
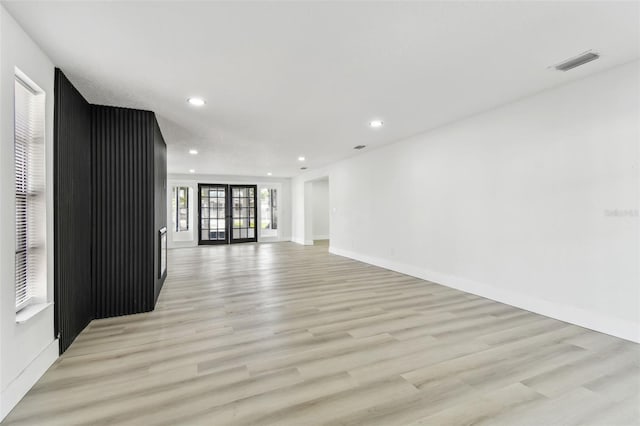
[259,236,291,243]
[168,240,197,249]
[258,237,278,243]
[313,235,329,240]
[1,339,58,421]
[292,238,314,246]
[170,235,292,248]
[329,246,640,343]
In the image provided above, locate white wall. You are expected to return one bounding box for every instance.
[292,60,640,342]
[167,173,292,248]
[0,6,58,420]
[312,179,330,240]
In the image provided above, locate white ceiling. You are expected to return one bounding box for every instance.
[4,1,639,177]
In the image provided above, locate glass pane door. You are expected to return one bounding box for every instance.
[198,184,228,245]
[230,185,257,243]
[198,184,257,245]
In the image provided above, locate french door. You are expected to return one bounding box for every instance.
[198,184,258,245]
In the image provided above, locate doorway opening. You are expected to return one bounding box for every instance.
[198,183,258,245]
[301,176,330,246]
[311,178,329,243]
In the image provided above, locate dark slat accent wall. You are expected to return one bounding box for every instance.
[54,69,94,354]
[153,119,167,302]
[91,105,156,318]
[54,72,168,352]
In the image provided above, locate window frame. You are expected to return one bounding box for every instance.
[174,186,190,232]
[14,69,47,313]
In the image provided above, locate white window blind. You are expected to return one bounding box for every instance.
[14,74,46,312]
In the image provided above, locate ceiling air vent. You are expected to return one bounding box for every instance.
[354,145,366,150]
[554,51,599,72]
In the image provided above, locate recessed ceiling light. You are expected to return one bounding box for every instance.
[267,172,272,176]
[189,149,198,155]
[369,120,383,128]
[187,97,206,106]
[189,169,195,173]
[300,167,308,170]
[298,156,306,162]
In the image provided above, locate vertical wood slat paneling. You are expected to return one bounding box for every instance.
[91,105,158,318]
[54,71,168,352]
[53,69,93,354]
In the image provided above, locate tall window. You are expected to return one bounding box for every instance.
[270,189,278,230]
[172,186,189,232]
[260,188,278,237]
[14,71,46,312]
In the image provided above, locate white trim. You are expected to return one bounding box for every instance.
[313,235,329,241]
[15,302,52,324]
[0,339,58,421]
[168,240,198,249]
[257,183,283,242]
[258,236,279,243]
[168,236,293,250]
[329,246,640,343]
[14,67,44,94]
[261,236,291,243]
[292,238,314,246]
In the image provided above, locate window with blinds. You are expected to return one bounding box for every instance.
[14,72,46,312]
[173,186,189,232]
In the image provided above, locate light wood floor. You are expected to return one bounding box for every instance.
[4,241,639,425]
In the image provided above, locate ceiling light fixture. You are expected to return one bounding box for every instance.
[369,120,384,128]
[187,97,206,106]
[267,172,273,176]
[298,156,306,162]
[189,169,195,173]
[300,167,308,170]
[189,149,198,155]
[354,145,366,150]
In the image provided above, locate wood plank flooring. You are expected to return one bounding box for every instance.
[4,241,639,425]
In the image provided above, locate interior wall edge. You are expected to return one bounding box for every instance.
[0,4,57,422]
[303,61,639,344]
[329,245,640,343]
[292,238,314,246]
[0,338,58,420]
